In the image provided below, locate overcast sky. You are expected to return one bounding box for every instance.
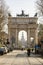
[5,0,36,17]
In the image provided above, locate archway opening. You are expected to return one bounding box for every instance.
[18,30,27,48]
[30,37,34,48]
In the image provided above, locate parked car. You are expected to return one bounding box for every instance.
[6,44,13,52]
[0,48,4,55]
[1,47,8,54]
[35,45,41,54]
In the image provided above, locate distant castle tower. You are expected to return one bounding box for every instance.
[21,32,25,40]
[21,32,25,46]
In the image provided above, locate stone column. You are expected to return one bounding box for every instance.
[16,29,18,47]
[35,30,38,45]
[8,28,11,43]
[0,24,2,40]
[27,29,30,47]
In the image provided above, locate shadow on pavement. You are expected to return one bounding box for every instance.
[16,52,28,57]
[16,52,42,58]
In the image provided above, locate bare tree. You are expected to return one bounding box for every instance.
[0,0,8,18]
[0,0,8,31]
[36,0,43,15]
[0,0,9,41]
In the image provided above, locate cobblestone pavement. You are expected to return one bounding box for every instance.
[0,50,43,65]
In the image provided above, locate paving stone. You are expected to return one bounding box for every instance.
[0,50,43,65]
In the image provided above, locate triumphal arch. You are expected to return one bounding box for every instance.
[8,11,38,48]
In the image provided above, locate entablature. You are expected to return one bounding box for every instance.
[8,24,38,29]
[8,17,38,25]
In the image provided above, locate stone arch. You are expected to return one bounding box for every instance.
[8,16,38,48]
[18,30,27,41]
[30,37,35,48]
[18,30,27,48]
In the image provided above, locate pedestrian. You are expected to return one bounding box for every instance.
[6,39,10,44]
[27,48,30,56]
